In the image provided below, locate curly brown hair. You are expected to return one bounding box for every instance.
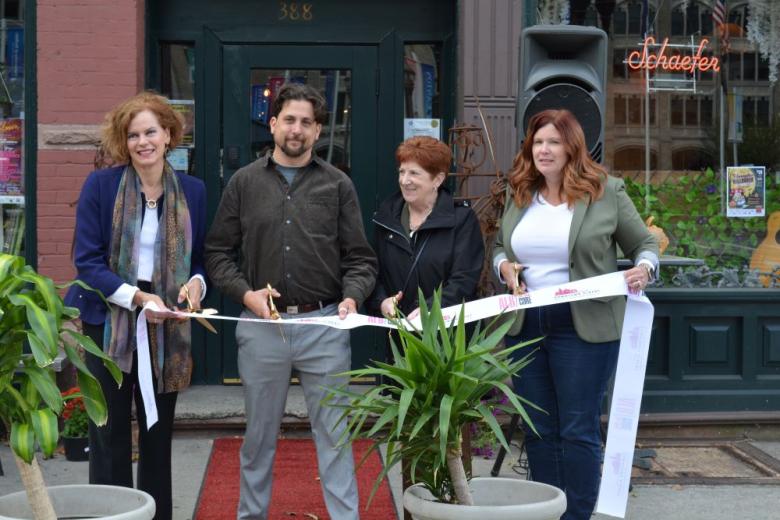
[395,136,451,179]
[100,91,184,164]
[508,109,605,208]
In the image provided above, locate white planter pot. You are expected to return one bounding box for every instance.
[0,484,155,520]
[403,477,566,520]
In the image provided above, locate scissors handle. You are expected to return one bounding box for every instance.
[266,283,281,320]
[182,283,195,312]
[512,264,527,296]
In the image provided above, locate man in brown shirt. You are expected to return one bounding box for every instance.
[205,83,376,520]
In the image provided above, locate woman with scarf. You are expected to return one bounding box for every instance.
[65,92,207,520]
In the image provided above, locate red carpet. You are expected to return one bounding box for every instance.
[195,438,397,519]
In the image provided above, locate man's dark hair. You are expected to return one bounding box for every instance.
[271,83,328,124]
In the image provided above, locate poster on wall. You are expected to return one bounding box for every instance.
[727,166,765,218]
[0,118,23,196]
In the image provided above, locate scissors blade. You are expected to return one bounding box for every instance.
[195,316,218,334]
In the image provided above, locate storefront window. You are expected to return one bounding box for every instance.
[160,43,195,175]
[535,0,780,288]
[0,1,25,256]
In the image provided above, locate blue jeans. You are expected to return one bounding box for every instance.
[507,303,619,520]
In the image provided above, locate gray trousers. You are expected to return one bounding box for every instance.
[235,303,359,520]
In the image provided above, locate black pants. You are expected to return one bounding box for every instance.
[83,321,178,520]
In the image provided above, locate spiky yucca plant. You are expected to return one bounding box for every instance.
[327,288,540,505]
[0,253,122,520]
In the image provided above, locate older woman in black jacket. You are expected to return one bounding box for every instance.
[370,136,484,319]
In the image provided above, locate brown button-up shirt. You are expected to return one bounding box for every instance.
[204,152,377,308]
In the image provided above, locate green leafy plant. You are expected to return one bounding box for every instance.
[623,167,780,286]
[0,253,122,518]
[326,289,540,506]
[60,387,88,438]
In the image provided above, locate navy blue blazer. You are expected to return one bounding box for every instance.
[64,165,207,325]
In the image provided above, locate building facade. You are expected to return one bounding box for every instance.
[4,0,778,413]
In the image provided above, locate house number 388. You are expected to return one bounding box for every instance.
[279,2,313,21]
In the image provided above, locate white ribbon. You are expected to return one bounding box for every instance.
[135,306,159,429]
[595,294,654,518]
[136,271,652,516]
[155,271,634,331]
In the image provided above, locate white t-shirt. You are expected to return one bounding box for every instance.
[509,193,574,291]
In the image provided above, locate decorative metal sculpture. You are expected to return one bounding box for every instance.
[448,101,509,297]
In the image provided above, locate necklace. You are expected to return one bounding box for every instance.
[144,189,163,210]
[409,207,433,231]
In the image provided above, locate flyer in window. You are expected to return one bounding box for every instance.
[168,100,195,147]
[726,166,765,218]
[0,118,23,196]
[403,118,441,140]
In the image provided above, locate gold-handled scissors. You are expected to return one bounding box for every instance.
[512,263,527,296]
[182,284,218,334]
[267,283,281,320]
[389,293,400,318]
[266,283,286,342]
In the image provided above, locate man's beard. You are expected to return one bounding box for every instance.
[279,137,310,158]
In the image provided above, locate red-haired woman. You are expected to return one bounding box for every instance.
[370,136,483,319]
[493,109,658,520]
[65,92,207,520]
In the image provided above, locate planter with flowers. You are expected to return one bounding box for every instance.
[60,388,89,462]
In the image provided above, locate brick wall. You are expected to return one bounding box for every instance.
[36,0,145,281]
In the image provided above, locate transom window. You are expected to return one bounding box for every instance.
[670,1,714,37]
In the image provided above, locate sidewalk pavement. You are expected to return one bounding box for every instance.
[1,385,779,520]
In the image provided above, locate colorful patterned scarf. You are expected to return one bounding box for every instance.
[106,162,193,393]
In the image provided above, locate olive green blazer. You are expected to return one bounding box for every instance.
[493,176,658,342]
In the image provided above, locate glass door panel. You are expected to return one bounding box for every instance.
[249,69,353,174]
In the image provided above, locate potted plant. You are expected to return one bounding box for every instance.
[0,253,154,520]
[326,289,567,520]
[60,387,89,461]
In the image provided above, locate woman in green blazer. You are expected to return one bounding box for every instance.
[493,109,658,520]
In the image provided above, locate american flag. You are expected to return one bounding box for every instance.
[712,0,729,54]
[712,0,727,27]
[713,0,729,92]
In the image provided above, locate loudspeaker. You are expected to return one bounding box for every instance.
[517,25,608,162]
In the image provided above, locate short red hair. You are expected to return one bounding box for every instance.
[395,136,451,178]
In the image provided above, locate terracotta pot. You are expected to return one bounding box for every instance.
[62,436,89,462]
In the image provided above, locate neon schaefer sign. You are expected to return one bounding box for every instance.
[627,36,721,73]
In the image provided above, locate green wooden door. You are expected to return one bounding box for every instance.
[218,44,381,383]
